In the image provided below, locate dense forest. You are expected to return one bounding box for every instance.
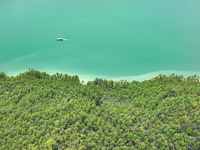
[0,69,200,150]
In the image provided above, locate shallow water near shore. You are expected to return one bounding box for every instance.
[1,0,200,82]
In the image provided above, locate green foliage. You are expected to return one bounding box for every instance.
[45,139,57,150]
[0,72,6,79]
[0,70,200,149]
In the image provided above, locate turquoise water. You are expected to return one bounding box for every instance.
[1,0,200,81]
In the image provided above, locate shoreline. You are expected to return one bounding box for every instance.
[3,69,200,83]
[78,70,200,83]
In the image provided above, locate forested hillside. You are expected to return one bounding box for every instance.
[0,70,200,150]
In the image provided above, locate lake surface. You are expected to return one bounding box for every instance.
[1,0,200,81]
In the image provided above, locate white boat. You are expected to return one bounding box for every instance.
[56,38,64,41]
